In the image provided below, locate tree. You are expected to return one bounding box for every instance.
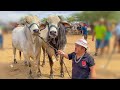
[66,16,76,23]
[19,17,25,25]
[41,18,47,23]
[70,11,118,23]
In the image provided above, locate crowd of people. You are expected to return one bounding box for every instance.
[92,18,120,56]
[58,18,120,79]
[71,18,120,56]
[71,22,89,40]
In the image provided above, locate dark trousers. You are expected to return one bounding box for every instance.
[83,35,87,40]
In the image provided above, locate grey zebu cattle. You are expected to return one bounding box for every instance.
[40,15,71,78]
[12,15,45,78]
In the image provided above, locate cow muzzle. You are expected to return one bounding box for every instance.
[49,31,57,37]
[33,29,40,35]
[33,29,39,33]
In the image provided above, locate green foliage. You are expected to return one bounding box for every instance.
[41,18,47,23]
[66,11,120,23]
[66,16,76,23]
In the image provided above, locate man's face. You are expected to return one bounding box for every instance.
[81,23,84,26]
[74,44,83,54]
[99,20,105,25]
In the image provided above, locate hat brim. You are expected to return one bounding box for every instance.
[75,42,88,49]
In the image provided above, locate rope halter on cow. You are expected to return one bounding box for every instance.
[24,21,40,44]
[38,35,72,79]
[25,21,39,32]
[45,21,61,31]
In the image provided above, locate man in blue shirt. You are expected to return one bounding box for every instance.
[58,38,96,79]
[81,23,88,40]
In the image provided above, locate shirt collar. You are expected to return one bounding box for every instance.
[83,52,89,58]
[74,52,88,58]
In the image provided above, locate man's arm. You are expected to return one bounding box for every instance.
[57,50,69,59]
[92,30,95,41]
[88,55,96,79]
[90,65,96,79]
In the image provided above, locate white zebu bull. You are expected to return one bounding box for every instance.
[40,15,71,79]
[12,15,45,78]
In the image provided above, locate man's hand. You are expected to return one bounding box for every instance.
[57,50,69,59]
[57,50,65,55]
[92,37,94,41]
[92,31,95,41]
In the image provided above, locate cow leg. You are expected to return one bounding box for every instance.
[36,59,41,77]
[28,61,33,79]
[60,55,64,78]
[19,51,21,61]
[36,53,42,77]
[13,47,17,64]
[23,53,29,66]
[41,46,46,67]
[23,53,33,78]
[48,55,54,79]
[24,60,29,66]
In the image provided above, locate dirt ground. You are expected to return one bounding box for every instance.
[0,33,120,79]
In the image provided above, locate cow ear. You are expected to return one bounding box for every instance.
[61,22,71,28]
[39,24,46,30]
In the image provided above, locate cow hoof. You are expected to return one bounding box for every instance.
[14,59,17,64]
[60,73,64,78]
[25,63,28,66]
[14,61,17,64]
[28,75,34,79]
[28,70,33,79]
[37,73,42,77]
[41,63,45,67]
[24,61,28,66]
[49,75,54,79]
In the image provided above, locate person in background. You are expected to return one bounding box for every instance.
[100,21,112,55]
[81,23,88,40]
[90,24,94,35]
[0,26,3,49]
[113,22,120,53]
[79,22,83,34]
[77,23,81,34]
[92,18,107,56]
[57,38,96,79]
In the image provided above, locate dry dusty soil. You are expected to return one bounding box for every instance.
[0,33,120,79]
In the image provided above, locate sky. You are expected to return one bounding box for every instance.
[0,11,81,23]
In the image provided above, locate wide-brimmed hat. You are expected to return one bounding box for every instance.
[75,38,88,49]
